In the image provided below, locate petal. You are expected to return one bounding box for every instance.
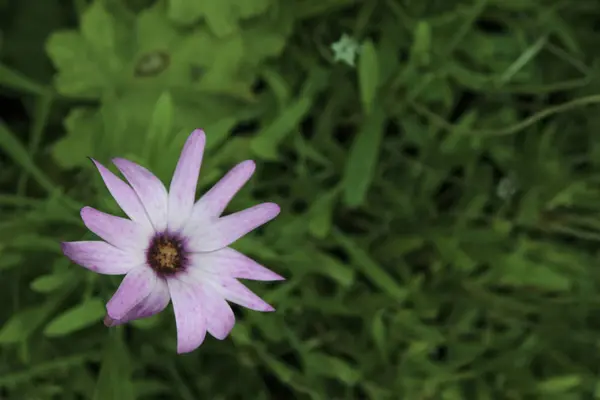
[187,202,280,252]
[168,129,206,232]
[191,247,284,281]
[80,206,152,251]
[61,241,143,275]
[167,277,207,354]
[183,160,255,233]
[104,277,170,326]
[203,275,274,312]
[112,158,168,232]
[199,284,235,340]
[106,265,157,320]
[90,159,152,231]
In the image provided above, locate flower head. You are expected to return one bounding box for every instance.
[331,33,360,67]
[61,129,282,353]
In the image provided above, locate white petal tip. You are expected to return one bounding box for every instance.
[255,303,276,312]
[190,129,206,139]
[265,203,281,218]
[177,345,199,354]
[80,206,93,218]
[239,159,256,172]
[255,272,285,282]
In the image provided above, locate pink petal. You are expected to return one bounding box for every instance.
[204,275,275,312]
[167,277,207,354]
[187,202,280,252]
[191,247,284,281]
[112,158,168,232]
[199,284,235,340]
[104,277,170,326]
[90,159,152,231]
[61,241,143,275]
[106,266,157,320]
[168,129,206,232]
[80,206,152,251]
[184,161,255,233]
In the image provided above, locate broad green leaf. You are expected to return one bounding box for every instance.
[135,5,261,96]
[201,2,238,37]
[145,91,174,161]
[410,21,432,67]
[0,307,46,344]
[230,323,252,345]
[203,117,238,150]
[261,67,292,107]
[251,96,313,160]
[312,251,355,288]
[165,0,197,25]
[447,62,492,91]
[48,1,276,100]
[9,234,62,252]
[30,273,72,293]
[371,310,388,362]
[81,0,116,54]
[307,188,338,239]
[0,285,75,344]
[377,235,425,257]
[167,0,271,36]
[335,230,407,302]
[536,375,581,393]
[495,252,571,292]
[52,108,98,169]
[199,35,245,91]
[92,333,135,400]
[44,298,105,337]
[342,106,386,207]
[358,39,379,114]
[241,8,293,66]
[304,353,361,385]
[46,1,124,98]
[433,236,477,272]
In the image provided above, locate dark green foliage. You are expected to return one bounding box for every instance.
[1,0,600,398]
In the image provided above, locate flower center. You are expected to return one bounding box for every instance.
[146,233,187,275]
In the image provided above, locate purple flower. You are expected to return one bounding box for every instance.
[61,129,282,353]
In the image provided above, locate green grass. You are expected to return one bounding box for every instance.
[1,0,600,398]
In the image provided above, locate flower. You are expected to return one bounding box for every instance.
[331,33,360,67]
[61,129,283,354]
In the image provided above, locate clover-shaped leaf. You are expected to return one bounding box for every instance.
[167,0,271,37]
[46,1,125,98]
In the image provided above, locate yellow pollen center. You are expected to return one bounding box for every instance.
[154,242,179,270]
[147,234,186,275]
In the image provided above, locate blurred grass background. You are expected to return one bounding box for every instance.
[2,0,600,398]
